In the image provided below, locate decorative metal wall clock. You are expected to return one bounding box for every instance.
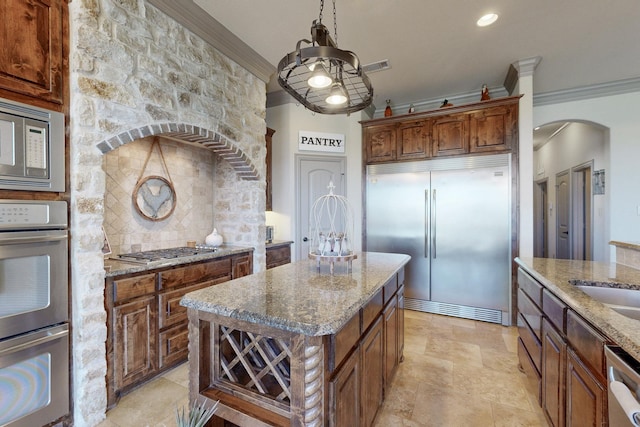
[132,138,176,221]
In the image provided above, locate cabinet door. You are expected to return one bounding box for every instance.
[542,318,566,427]
[329,347,360,427]
[232,253,253,279]
[364,124,396,163]
[0,0,65,105]
[114,296,157,390]
[431,115,469,156]
[397,121,430,160]
[266,245,291,269]
[397,285,404,361]
[361,316,383,427]
[383,295,398,388]
[565,348,605,427]
[469,105,516,153]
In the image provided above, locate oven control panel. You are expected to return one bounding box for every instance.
[0,200,67,229]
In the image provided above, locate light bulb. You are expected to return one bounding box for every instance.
[326,83,348,105]
[307,62,332,88]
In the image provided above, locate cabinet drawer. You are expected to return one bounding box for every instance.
[566,310,607,380]
[266,246,291,269]
[518,337,541,404]
[518,268,542,308]
[160,259,231,289]
[158,278,225,329]
[518,313,542,373]
[159,324,189,368]
[543,289,567,333]
[332,313,360,373]
[363,289,383,333]
[113,273,156,302]
[518,288,542,340]
[383,275,398,305]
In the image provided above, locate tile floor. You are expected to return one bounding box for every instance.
[97,310,547,427]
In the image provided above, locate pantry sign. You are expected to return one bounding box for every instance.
[298,131,345,153]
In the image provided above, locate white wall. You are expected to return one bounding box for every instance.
[266,104,369,261]
[534,91,640,261]
[534,122,608,260]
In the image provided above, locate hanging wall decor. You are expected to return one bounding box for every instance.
[132,137,177,221]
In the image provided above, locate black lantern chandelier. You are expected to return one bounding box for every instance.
[277,0,373,115]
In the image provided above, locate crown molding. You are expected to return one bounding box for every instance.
[147,0,275,83]
[533,77,640,106]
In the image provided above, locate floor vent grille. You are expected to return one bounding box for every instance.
[405,298,503,324]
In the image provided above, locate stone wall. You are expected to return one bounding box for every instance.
[69,1,267,425]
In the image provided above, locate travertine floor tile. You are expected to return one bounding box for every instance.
[100,310,546,427]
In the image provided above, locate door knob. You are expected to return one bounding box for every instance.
[303,237,309,242]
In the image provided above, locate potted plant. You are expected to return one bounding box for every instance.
[175,399,219,427]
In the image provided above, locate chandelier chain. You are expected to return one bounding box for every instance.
[318,0,324,24]
[333,0,338,46]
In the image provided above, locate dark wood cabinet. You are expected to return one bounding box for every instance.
[232,252,253,279]
[542,318,566,427]
[565,348,606,427]
[113,295,157,391]
[517,267,609,427]
[0,0,68,109]
[365,124,397,163]
[329,271,404,427]
[265,241,292,269]
[265,127,275,211]
[397,120,430,160]
[361,317,384,427]
[330,347,360,427]
[431,114,468,157]
[469,104,516,154]
[106,252,253,408]
[361,96,519,164]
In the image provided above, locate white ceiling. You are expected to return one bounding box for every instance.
[192,0,640,112]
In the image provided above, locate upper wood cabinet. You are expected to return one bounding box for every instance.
[397,120,430,160]
[469,104,516,153]
[364,124,397,163]
[0,0,68,109]
[362,96,520,165]
[432,114,469,157]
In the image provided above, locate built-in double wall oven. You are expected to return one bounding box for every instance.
[0,199,69,427]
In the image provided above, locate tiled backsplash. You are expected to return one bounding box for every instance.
[103,137,215,256]
[612,241,640,269]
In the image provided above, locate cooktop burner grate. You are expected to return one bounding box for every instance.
[116,246,217,264]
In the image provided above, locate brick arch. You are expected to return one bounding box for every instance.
[96,123,259,180]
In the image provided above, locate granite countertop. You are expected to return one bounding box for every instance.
[180,252,411,337]
[515,257,640,361]
[265,240,293,248]
[104,245,254,277]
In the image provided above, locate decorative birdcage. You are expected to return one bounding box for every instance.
[308,181,357,273]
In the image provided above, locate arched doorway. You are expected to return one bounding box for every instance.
[532,120,608,261]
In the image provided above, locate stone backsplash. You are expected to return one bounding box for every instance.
[103,136,215,256]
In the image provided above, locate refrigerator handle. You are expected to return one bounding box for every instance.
[425,189,429,258]
[432,188,437,259]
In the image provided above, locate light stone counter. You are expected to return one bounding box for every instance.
[103,244,254,277]
[515,257,640,361]
[181,251,411,336]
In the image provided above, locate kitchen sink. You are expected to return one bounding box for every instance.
[572,283,640,320]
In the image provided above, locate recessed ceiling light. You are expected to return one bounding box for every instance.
[477,13,498,27]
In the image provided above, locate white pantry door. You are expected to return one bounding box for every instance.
[296,155,346,261]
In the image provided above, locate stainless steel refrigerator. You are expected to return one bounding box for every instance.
[365,154,512,325]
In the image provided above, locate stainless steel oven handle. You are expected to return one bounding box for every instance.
[0,328,69,356]
[0,233,67,245]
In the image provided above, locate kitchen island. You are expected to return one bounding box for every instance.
[180,252,410,427]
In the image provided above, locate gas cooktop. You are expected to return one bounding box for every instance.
[116,246,218,264]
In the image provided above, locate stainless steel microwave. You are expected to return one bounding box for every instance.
[0,97,64,191]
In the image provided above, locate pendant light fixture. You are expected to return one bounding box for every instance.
[277,0,373,115]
